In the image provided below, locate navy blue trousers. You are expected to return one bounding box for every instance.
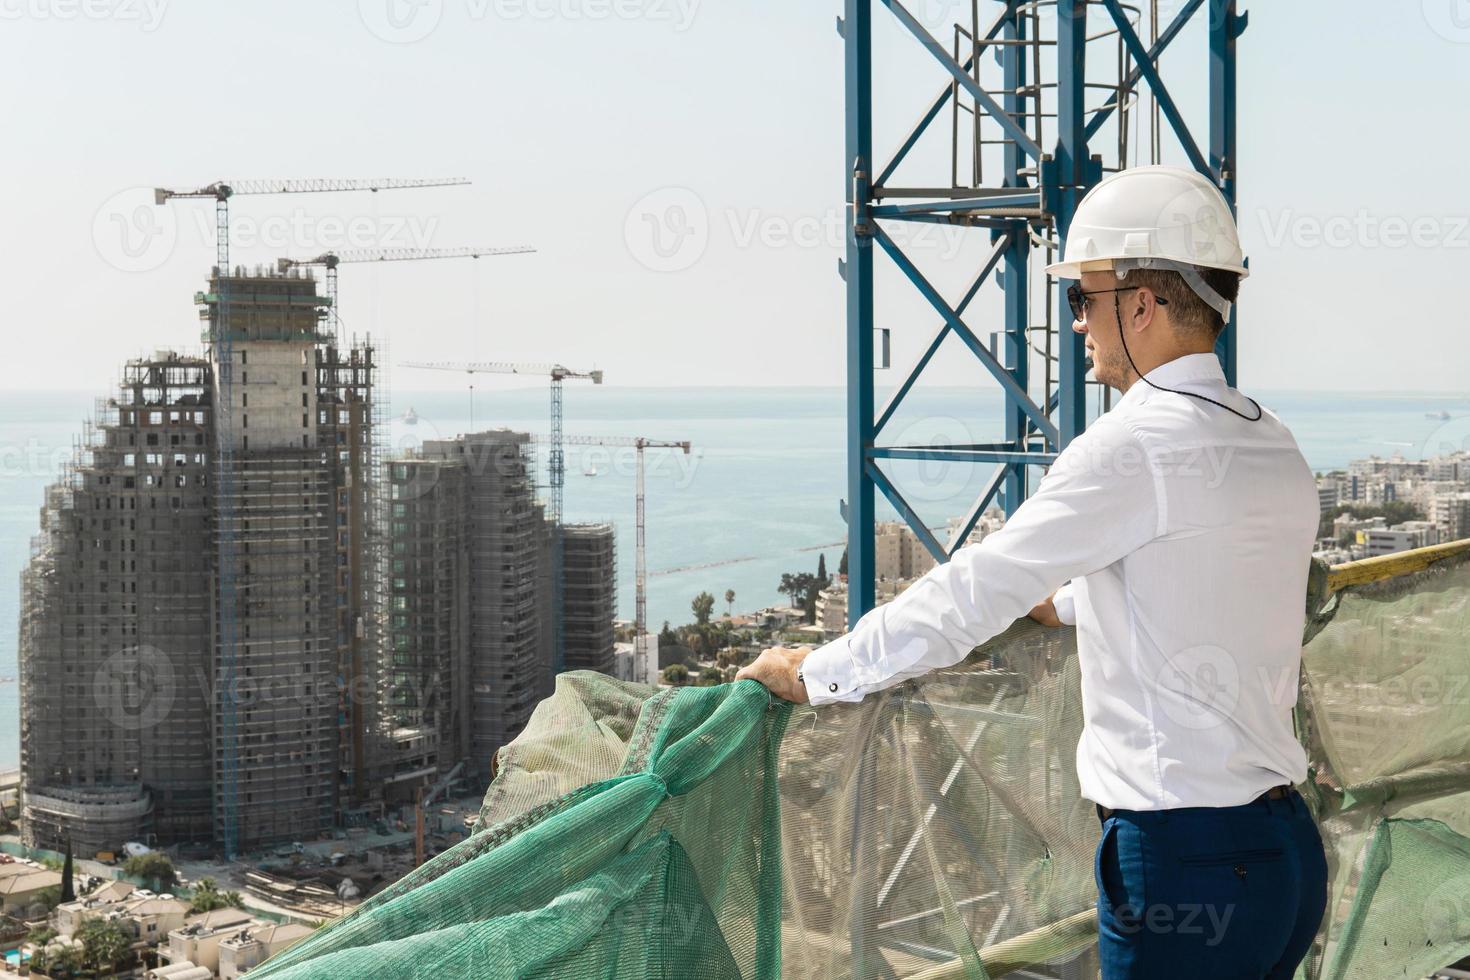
[1094,789,1328,979]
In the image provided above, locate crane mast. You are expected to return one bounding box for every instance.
[560,436,690,685]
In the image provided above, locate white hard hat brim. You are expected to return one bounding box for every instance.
[1043,255,1250,280]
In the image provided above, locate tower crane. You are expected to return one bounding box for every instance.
[155,176,469,858]
[400,361,605,675]
[559,435,691,685]
[277,246,535,340]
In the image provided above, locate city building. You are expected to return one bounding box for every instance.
[1431,492,1470,543]
[18,268,380,854]
[1364,521,1441,557]
[560,523,617,675]
[385,431,552,790]
[218,920,314,979]
[874,521,937,582]
[53,879,190,945]
[0,863,62,915]
[159,908,259,975]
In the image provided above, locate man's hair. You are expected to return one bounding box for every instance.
[1118,266,1240,339]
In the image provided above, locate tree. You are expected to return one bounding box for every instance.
[123,851,176,889]
[188,877,245,914]
[724,589,735,617]
[77,917,132,974]
[839,546,848,577]
[60,838,75,903]
[691,591,715,626]
[817,553,827,582]
[661,663,690,685]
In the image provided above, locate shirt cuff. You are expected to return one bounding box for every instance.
[1052,582,1076,626]
[799,635,867,705]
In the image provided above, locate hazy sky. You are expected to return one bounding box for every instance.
[1,1,1466,395]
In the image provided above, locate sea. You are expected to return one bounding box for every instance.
[2,384,1468,771]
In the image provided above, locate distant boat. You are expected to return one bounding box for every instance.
[402,406,419,425]
[583,464,599,477]
[1426,409,1451,421]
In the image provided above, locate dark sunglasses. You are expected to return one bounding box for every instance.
[1066,284,1168,322]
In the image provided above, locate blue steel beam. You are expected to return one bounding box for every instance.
[870,192,1041,216]
[1083,0,1204,141]
[874,5,1010,188]
[1052,0,1091,447]
[871,224,1059,445]
[1000,0,1029,516]
[867,462,949,563]
[843,0,876,629]
[878,0,1043,161]
[1101,0,1209,177]
[874,212,1026,229]
[1210,0,1245,384]
[873,234,1011,436]
[870,448,1059,465]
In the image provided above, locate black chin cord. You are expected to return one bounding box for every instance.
[1111,292,1263,422]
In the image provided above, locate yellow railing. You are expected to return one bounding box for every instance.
[1325,537,1470,594]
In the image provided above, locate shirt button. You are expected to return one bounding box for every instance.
[829,683,838,693]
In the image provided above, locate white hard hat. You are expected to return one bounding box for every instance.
[1045,165,1247,293]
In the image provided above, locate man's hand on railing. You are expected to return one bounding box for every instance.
[1027,591,1065,628]
[735,646,812,704]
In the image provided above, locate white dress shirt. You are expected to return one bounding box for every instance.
[802,353,1320,810]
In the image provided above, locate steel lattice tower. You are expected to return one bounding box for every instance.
[842,0,1242,624]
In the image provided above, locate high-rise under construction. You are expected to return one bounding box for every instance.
[382,434,616,790]
[19,265,620,854]
[18,267,381,854]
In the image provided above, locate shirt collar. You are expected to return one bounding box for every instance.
[1138,352,1226,389]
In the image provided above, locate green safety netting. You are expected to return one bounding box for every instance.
[252,551,1470,979]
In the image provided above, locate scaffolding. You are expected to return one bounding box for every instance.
[18,268,386,856]
[560,523,617,676]
[18,352,215,853]
[384,431,547,788]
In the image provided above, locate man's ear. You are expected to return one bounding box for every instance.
[1131,288,1157,332]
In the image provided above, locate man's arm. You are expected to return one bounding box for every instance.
[740,416,1158,705]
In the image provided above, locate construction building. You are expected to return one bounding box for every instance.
[560,523,617,676]
[385,431,551,789]
[19,265,621,852]
[18,267,381,854]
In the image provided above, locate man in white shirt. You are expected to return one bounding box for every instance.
[737,166,1328,978]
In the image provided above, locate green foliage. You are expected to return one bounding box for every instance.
[778,557,832,625]
[723,589,735,616]
[76,917,133,973]
[661,663,690,685]
[691,591,715,626]
[122,851,176,888]
[189,877,245,914]
[839,545,848,577]
[696,667,723,686]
